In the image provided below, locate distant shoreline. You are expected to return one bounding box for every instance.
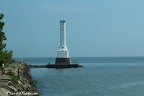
[13,56,144,58]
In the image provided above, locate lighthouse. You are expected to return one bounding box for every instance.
[31,19,82,68]
[55,19,70,64]
[29,19,82,68]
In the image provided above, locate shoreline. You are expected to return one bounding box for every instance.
[0,61,39,96]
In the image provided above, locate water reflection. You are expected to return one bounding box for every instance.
[55,68,69,75]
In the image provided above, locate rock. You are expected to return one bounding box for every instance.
[0,62,39,96]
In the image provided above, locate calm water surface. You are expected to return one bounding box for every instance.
[14,57,144,96]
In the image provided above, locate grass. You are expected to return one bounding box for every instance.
[7,71,19,85]
[11,76,19,85]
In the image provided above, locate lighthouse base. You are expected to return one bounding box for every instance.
[55,58,70,65]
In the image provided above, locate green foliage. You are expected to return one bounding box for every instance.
[0,13,4,20]
[0,50,13,65]
[0,13,13,65]
[0,21,4,30]
[12,75,19,85]
[7,71,19,85]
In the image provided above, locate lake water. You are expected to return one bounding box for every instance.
[14,57,144,96]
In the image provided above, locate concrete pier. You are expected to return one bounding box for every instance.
[29,64,83,68]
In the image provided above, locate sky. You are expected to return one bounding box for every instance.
[0,0,144,57]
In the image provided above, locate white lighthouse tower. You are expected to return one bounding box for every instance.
[55,19,70,64]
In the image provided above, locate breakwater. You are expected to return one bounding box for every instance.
[29,64,83,68]
[0,62,39,96]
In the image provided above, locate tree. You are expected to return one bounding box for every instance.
[0,13,13,65]
[0,14,6,50]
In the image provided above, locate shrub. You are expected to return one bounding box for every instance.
[11,75,19,85]
[7,71,19,85]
